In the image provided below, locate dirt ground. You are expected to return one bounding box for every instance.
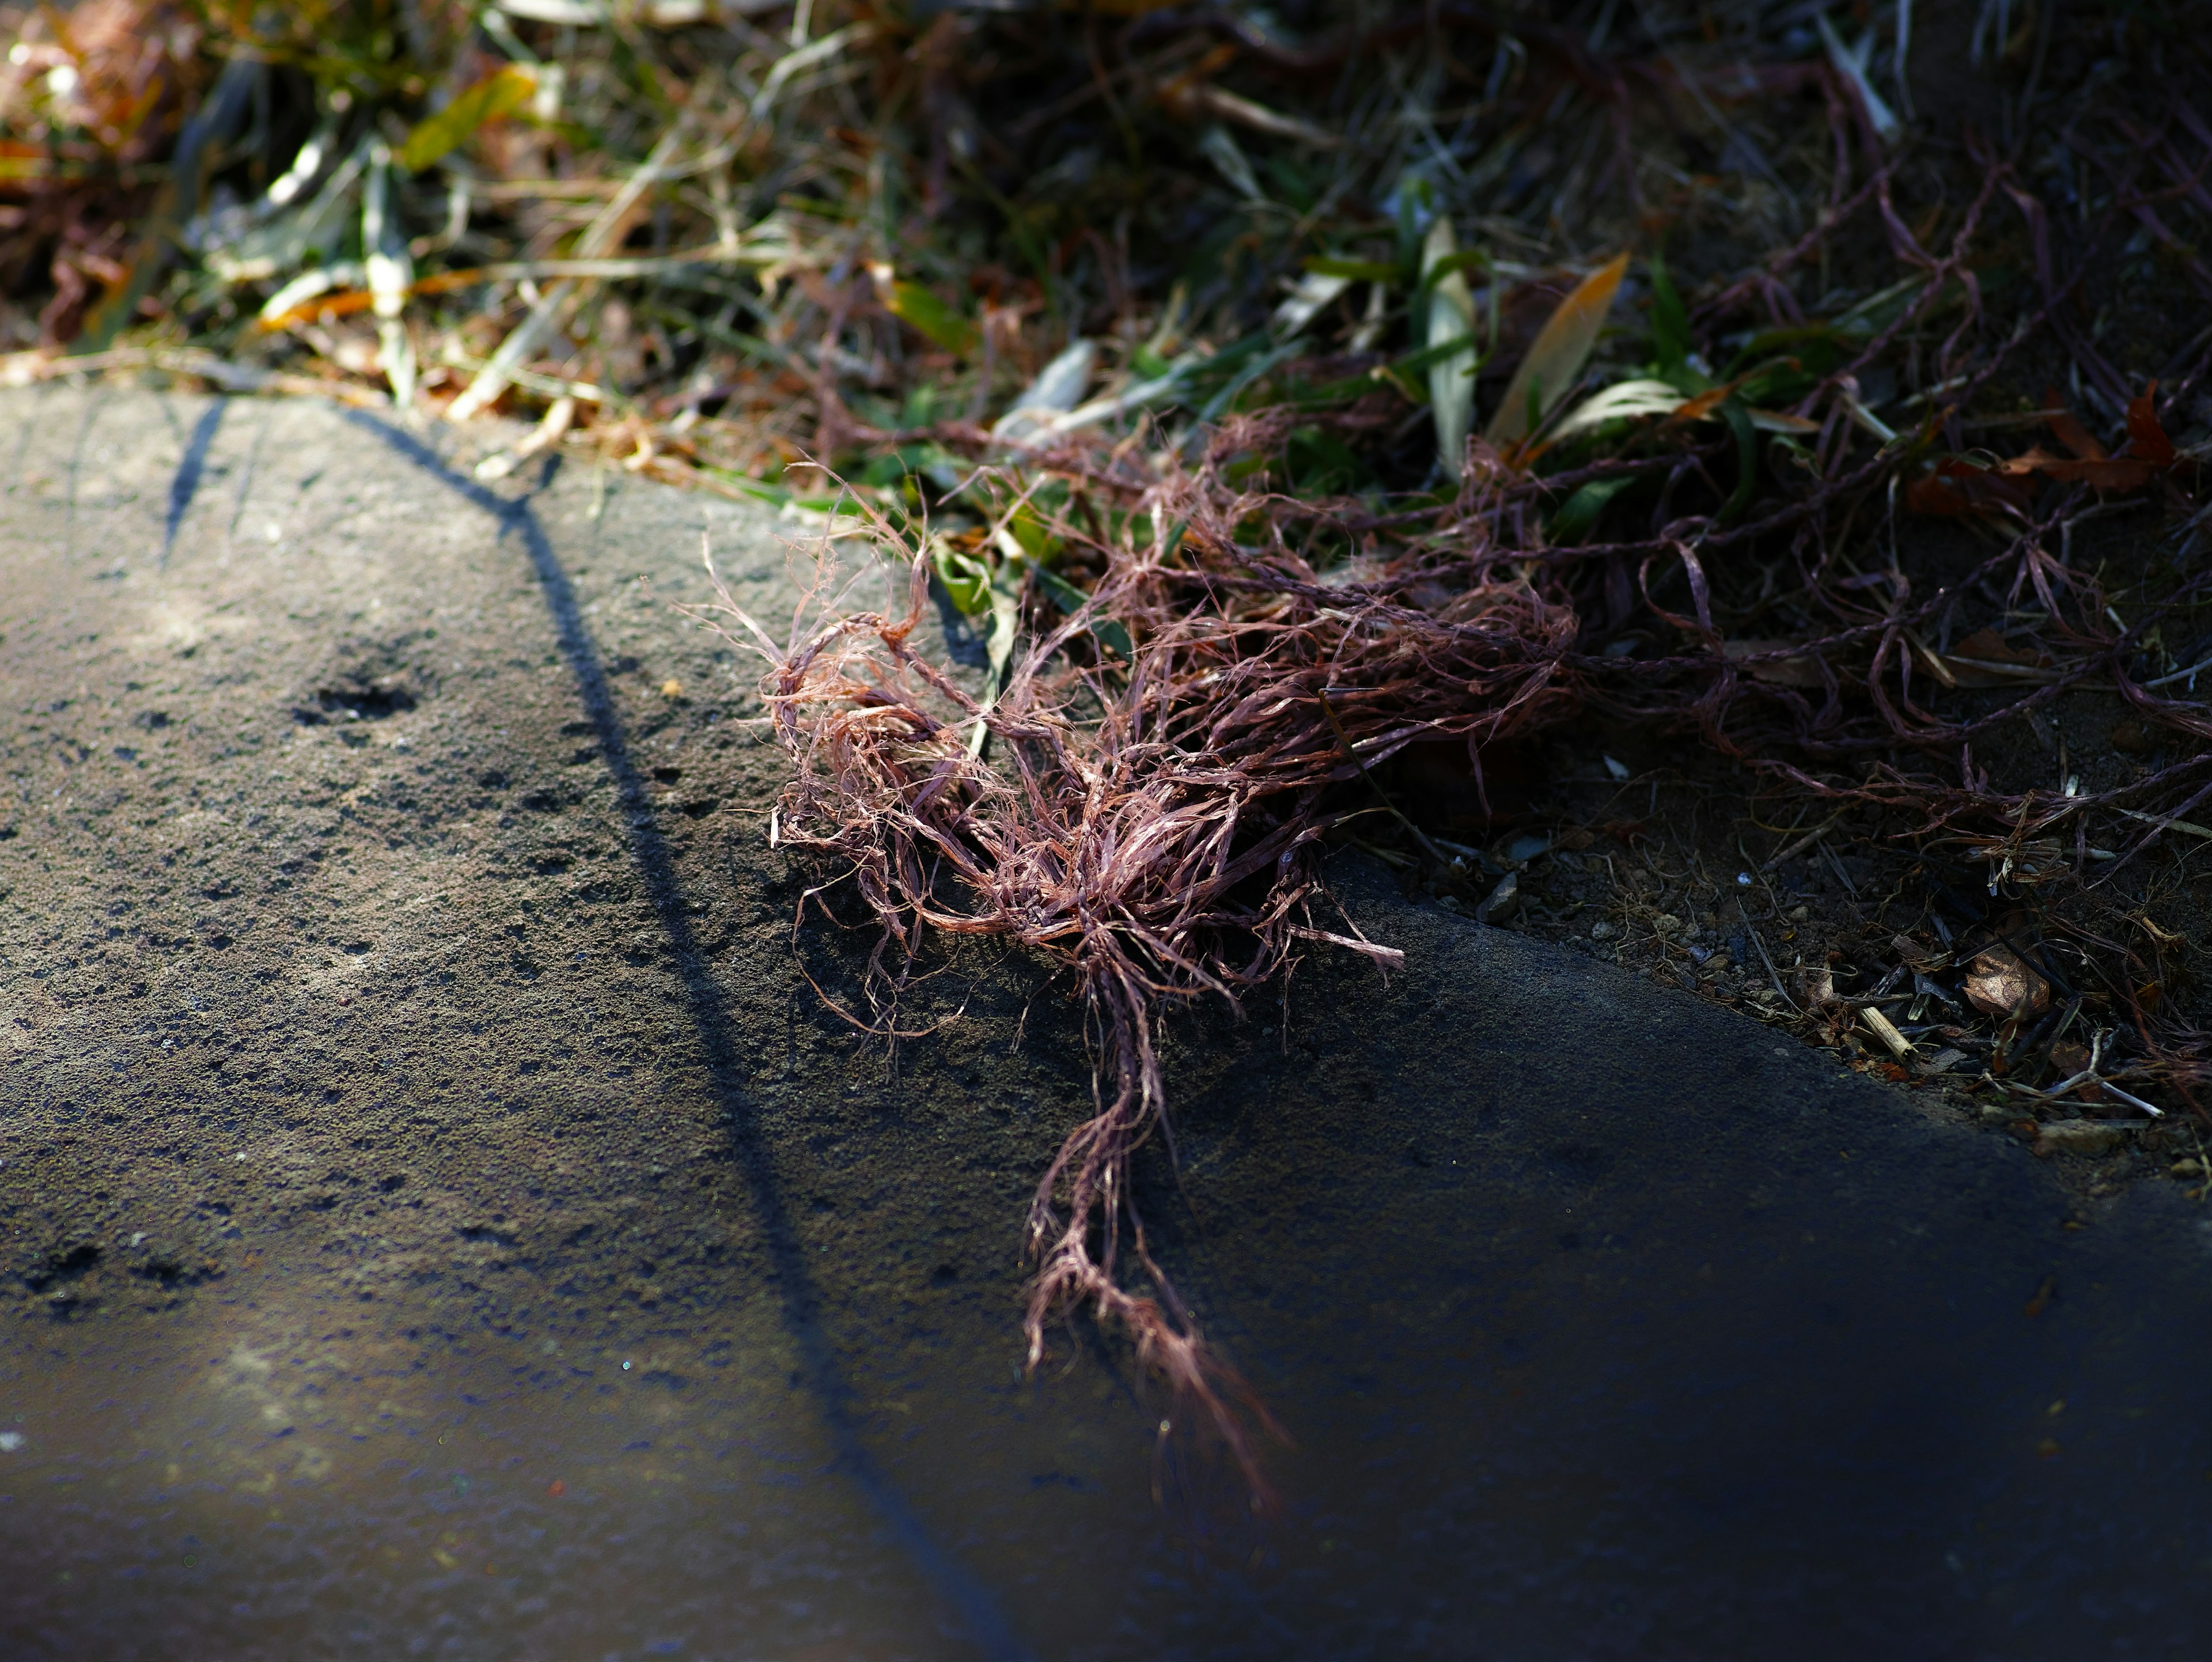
[1366,490,2212,1209]
[5,384,2212,1660]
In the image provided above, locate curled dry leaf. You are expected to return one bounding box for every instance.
[1963,943,2051,1019]
[1797,964,1839,1007]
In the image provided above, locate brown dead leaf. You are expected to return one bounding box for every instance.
[1152,43,1240,118]
[2047,1040,2105,1101]
[2035,1120,2129,1157]
[1991,446,2160,491]
[2127,381,2177,467]
[1905,456,2036,518]
[2041,390,2107,461]
[1963,942,2051,1018]
[1909,383,2186,517]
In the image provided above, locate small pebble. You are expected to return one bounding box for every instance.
[2035,1120,2128,1157]
[1589,920,1616,941]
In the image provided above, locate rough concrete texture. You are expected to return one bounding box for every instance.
[2,386,2209,1660]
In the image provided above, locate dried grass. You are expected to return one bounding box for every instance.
[699,414,1582,1490]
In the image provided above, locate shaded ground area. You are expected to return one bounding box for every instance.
[2,388,2211,1659]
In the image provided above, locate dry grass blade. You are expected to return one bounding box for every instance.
[362,143,414,409]
[446,124,688,423]
[1485,252,1629,448]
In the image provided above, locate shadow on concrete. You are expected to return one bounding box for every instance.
[336,410,1028,1662]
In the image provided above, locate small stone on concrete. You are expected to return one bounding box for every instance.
[2035,1120,2130,1158]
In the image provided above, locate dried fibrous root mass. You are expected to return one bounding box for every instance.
[696,442,1585,1493]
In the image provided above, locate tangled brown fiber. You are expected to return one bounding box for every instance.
[701,425,1589,1494]
[700,64,2212,1489]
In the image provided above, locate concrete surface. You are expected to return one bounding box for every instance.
[2,385,2209,1661]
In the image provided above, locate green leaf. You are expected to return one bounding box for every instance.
[884,279,980,358]
[1031,563,1133,662]
[1723,329,1849,380]
[1303,256,1400,282]
[1091,618,1135,663]
[1385,330,1483,387]
[1647,247,1706,392]
[1006,502,1060,565]
[1718,400,1760,523]
[397,65,536,173]
[930,537,993,616]
[1732,359,1820,407]
[969,556,1026,756]
[1415,248,1491,304]
[1393,172,1432,281]
[1548,379,1687,444]
[1552,475,1636,542]
[1286,426,1362,495]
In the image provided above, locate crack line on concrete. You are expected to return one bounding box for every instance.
[338,407,1029,1662]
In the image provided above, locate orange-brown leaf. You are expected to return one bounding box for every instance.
[1486,252,1631,447]
[2127,380,2177,467]
[1992,446,2158,490]
[1905,457,2034,517]
[2040,388,2106,461]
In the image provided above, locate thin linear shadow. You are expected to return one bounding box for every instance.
[163,396,227,566]
[335,407,1028,1662]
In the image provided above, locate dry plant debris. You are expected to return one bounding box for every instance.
[9,0,2212,1498]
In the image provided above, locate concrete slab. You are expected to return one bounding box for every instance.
[2,386,2209,1660]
